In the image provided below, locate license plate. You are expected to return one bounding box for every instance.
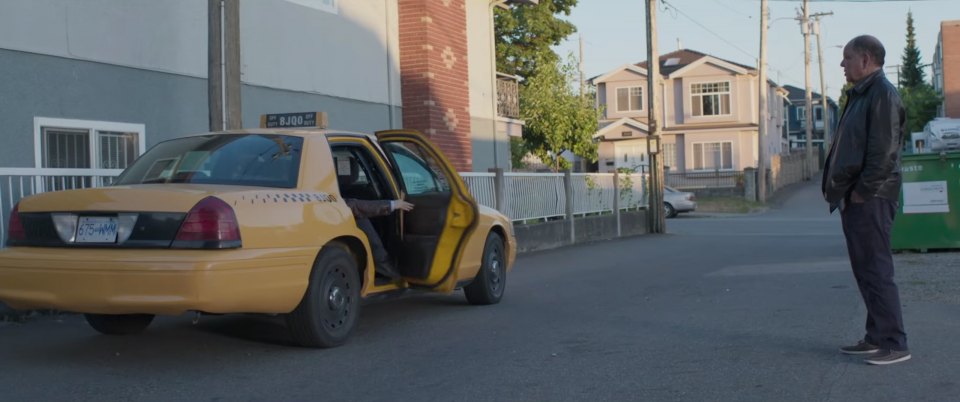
[76,217,119,243]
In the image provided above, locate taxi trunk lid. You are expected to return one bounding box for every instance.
[11,184,251,248]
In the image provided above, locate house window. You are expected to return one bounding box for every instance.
[796,106,806,121]
[35,117,145,171]
[814,105,823,122]
[691,81,730,116]
[663,143,677,170]
[692,142,733,171]
[616,86,643,112]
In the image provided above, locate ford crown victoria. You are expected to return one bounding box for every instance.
[0,128,515,347]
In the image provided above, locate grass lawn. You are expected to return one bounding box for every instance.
[695,196,767,214]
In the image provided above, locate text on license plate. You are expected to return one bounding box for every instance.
[76,217,118,243]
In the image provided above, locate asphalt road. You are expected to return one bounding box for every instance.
[1,181,958,402]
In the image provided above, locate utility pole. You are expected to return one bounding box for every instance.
[645,0,665,234]
[224,0,242,129]
[757,0,768,202]
[801,0,814,179]
[208,0,223,132]
[579,34,585,100]
[579,34,587,172]
[208,0,242,132]
[813,14,834,147]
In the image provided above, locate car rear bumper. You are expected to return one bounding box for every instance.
[674,200,697,213]
[0,247,317,315]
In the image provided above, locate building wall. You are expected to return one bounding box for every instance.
[0,0,401,112]
[465,0,509,172]
[398,0,473,171]
[0,0,402,168]
[601,69,649,122]
[0,49,395,168]
[675,63,755,127]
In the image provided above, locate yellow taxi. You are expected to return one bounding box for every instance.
[0,124,515,347]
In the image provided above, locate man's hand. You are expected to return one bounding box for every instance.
[393,200,414,212]
[850,190,866,204]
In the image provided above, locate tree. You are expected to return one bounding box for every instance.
[900,84,942,133]
[899,11,926,89]
[519,55,600,172]
[495,0,578,83]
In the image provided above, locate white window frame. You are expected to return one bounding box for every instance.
[616,86,644,112]
[33,117,146,174]
[689,81,732,117]
[813,105,824,122]
[662,143,677,170]
[796,106,806,121]
[691,141,734,171]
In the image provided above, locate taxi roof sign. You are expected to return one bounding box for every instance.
[260,112,328,129]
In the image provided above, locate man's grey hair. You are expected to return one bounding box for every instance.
[848,35,886,66]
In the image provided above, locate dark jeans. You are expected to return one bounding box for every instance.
[840,197,908,351]
[356,218,389,264]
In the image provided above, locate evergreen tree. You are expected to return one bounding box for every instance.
[899,11,926,89]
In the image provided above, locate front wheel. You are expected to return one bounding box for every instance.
[84,313,154,335]
[285,242,361,348]
[464,233,506,305]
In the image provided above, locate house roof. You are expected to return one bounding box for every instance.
[593,117,649,139]
[636,49,756,76]
[782,85,838,107]
[590,49,759,84]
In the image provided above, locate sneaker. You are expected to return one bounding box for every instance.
[864,349,911,365]
[839,340,880,355]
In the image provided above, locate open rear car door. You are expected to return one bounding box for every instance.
[375,130,479,292]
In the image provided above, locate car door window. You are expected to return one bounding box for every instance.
[331,145,389,200]
[382,142,450,196]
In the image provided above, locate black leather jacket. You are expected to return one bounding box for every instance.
[822,70,906,210]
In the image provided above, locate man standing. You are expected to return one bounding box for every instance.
[823,35,909,365]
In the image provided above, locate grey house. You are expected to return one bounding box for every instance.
[782,85,839,157]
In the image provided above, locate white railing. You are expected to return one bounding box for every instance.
[460,172,649,222]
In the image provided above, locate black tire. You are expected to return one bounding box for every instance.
[464,233,506,305]
[84,313,154,335]
[285,242,361,348]
[664,202,677,218]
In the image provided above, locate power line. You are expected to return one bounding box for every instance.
[661,0,756,60]
[661,0,806,87]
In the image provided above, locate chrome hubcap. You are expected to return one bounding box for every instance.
[328,286,345,310]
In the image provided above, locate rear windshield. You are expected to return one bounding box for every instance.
[116,134,303,188]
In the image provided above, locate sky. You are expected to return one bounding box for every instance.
[553,0,960,101]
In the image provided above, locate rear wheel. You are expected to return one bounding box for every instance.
[464,233,506,305]
[286,242,361,348]
[84,313,154,335]
[664,202,677,218]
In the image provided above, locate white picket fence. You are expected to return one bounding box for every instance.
[0,168,648,247]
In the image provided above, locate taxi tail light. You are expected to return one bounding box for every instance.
[172,197,242,249]
[7,203,26,245]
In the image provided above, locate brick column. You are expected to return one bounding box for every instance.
[397,0,472,171]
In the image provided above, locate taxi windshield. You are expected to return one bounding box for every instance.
[116,134,303,188]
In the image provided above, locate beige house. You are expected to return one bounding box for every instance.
[589,49,788,174]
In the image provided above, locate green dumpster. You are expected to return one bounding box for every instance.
[891,151,960,251]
